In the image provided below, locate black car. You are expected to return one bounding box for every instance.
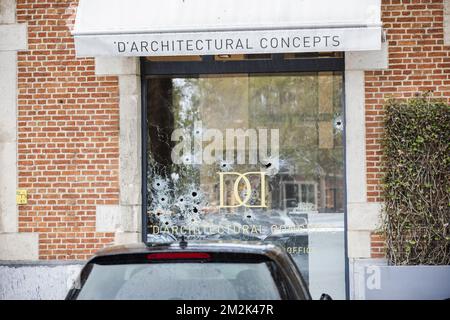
[66,240,311,300]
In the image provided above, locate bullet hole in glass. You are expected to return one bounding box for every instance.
[333,115,344,131]
[192,192,197,197]
[265,163,272,168]
[246,215,252,219]
[193,207,198,213]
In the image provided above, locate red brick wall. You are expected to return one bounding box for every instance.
[367,0,450,257]
[370,233,387,259]
[16,0,119,260]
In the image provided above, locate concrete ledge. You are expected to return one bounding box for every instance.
[0,24,27,51]
[95,57,140,76]
[0,233,39,261]
[345,41,389,71]
[0,263,83,299]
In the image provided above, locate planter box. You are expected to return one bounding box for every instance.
[352,259,450,300]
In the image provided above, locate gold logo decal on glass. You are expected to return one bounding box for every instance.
[218,172,267,208]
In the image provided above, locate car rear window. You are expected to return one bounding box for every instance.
[76,262,282,300]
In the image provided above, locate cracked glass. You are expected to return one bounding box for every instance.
[145,71,345,299]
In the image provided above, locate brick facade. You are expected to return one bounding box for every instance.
[11,0,449,260]
[366,0,450,257]
[16,0,119,260]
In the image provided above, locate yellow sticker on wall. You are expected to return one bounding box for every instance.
[16,189,28,205]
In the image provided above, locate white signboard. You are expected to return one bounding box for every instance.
[75,28,381,57]
[73,0,382,57]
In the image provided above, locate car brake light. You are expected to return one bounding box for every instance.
[146,252,211,260]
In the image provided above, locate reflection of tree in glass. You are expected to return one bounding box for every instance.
[146,73,346,235]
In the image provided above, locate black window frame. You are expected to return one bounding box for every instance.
[142,54,344,76]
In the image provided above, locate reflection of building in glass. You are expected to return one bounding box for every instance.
[146,71,344,222]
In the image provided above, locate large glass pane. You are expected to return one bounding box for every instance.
[145,72,345,299]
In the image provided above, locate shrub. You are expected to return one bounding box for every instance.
[382,96,450,265]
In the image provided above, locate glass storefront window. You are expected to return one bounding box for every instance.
[144,71,345,299]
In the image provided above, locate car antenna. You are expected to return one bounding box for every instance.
[180,235,188,249]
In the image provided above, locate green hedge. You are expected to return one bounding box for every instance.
[382,96,450,265]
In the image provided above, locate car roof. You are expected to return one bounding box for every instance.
[92,241,286,259]
[74,241,311,300]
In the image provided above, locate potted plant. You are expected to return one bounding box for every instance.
[362,95,450,300]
